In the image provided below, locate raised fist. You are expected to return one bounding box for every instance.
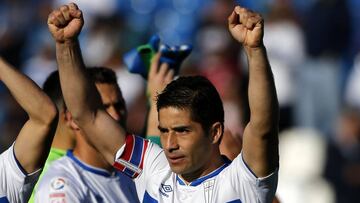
[48,3,84,43]
[228,6,264,49]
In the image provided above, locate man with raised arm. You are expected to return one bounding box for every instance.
[48,3,278,202]
[0,57,57,203]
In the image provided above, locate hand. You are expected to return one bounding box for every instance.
[228,6,264,49]
[48,3,84,43]
[147,53,174,102]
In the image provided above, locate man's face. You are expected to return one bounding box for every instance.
[95,83,127,128]
[158,107,213,176]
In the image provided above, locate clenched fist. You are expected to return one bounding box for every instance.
[228,6,264,49]
[48,3,84,43]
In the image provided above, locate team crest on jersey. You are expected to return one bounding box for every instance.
[50,177,66,191]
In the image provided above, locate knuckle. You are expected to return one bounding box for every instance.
[60,5,69,11]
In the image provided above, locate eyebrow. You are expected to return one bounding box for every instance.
[172,126,190,131]
[158,125,167,130]
[158,125,190,131]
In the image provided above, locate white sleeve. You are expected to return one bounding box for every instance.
[0,144,41,203]
[113,134,167,179]
[113,135,168,199]
[35,174,84,203]
[225,152,278,203]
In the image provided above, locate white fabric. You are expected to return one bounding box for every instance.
[0,144,41,203]
[115,136,278,203]
[35,151,139,203]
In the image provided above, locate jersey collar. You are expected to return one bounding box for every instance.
[176,157,231,186]
[66,150,116,177]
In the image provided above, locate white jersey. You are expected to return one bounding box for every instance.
[35,150,139,203]
[0,144,41,203]
[114,134,278,203]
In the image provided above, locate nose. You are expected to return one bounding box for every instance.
[164,132,179,152]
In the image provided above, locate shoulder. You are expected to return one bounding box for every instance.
[37,156,80,191]
[35,166,84,202]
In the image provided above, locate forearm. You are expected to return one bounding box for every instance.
[56,40,102,121]
[242,45,279,176]
[0,58,57,124]
[56,40,125,163]
[0,58,57,172]
[246,46,279,133]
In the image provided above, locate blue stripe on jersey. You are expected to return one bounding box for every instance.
[227,199,242,203]
[0,196,9,203]
[123,135,145,177]
[123,167,136,177]
[177,162,230,186]
[66,150,112,177]
[143,191,158,203]
[129,135,144,167]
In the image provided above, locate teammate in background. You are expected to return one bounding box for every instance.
[0,57,57,203]
[34,68,139,202]
[49,3,278,202]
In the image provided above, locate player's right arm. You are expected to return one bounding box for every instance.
[0,57,58,174]
[47,3,126,165]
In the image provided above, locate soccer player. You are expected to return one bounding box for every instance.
[49,3,279,202]
[0,57,57,203]
[34,68,139,202]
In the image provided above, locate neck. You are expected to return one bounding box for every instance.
[51,121,76,150]
[73,132,113,171]
[181,148,224,184]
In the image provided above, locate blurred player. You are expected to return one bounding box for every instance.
[34,68,139,202]
[0,57,57,202]
[48,3,279,202]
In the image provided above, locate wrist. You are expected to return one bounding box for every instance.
[244,44,266,57]
[56,38,78,46]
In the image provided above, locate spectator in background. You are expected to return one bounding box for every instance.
[325,106,360,203]
[294,0,350,136]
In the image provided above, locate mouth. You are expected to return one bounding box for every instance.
[167,155,185,165]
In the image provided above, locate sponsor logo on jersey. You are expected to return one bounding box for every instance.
[50,178,66,191]
[49,192,66,203]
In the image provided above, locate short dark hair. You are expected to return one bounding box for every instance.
[43,67,120,111]
[43,71,65,110]
[156,76,224,134]
[87,67,118,85]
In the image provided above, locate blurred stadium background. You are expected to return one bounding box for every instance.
[0,0,359,202]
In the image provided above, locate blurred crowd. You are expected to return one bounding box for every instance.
[0,0,359,202]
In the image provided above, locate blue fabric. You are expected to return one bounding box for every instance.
[227,199,242,203]
[143,191,158,203]
[0,197,9,203]
[67,150,113,177]
[123,35,192,79]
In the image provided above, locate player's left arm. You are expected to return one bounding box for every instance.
[228,6,279,177]
[0,57,58,174]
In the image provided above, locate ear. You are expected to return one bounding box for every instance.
[210,122,223,144]
[65,110,80,131]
